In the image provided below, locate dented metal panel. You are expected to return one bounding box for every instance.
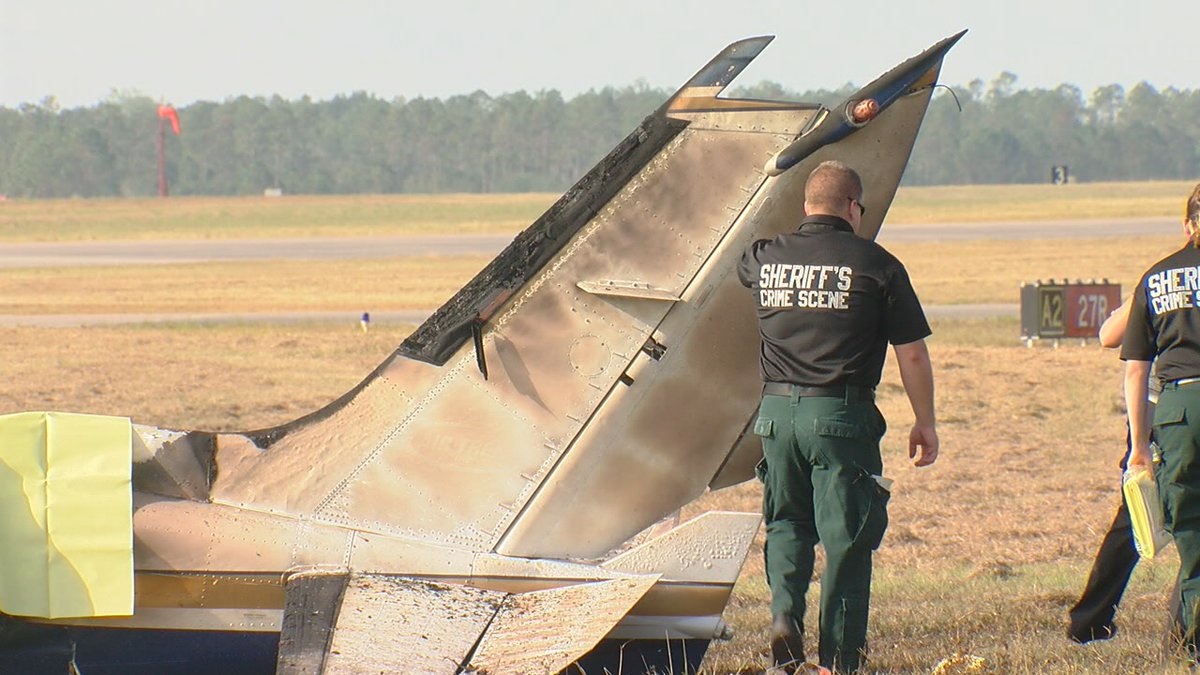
[603,512,761,584]
[208,356,443,515]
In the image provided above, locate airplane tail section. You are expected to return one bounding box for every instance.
[169,35,814,550]
[10,32,969,675]
[125,32,963,566]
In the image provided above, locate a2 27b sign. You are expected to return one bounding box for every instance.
[1020,281,1121,340]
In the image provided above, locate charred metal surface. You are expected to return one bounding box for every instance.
[641,337,668,361]
[467,576,657,675]
[471,319,488,379]
[708,416,759,491]
[321,575,503,674]
[276,569,350,675]
[397,113,689,366]
[767,30,967,177]
[131,428,214,500]
[397,36,776,368]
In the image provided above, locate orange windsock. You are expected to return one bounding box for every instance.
[157,104,181,135]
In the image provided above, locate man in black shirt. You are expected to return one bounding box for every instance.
[1121,183,1200,659]
[738,160,938,674]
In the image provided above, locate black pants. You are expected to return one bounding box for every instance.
[1068,500,1138,642]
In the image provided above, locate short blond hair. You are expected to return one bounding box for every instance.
[804,160,863,214]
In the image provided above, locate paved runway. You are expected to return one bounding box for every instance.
[0,304,1023,328]
[0,234,517,269]
[0,216,1177,269]
[0,216,1165,326]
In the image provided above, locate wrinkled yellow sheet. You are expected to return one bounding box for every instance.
[0,411,133,618]
[1123,468,1173,559]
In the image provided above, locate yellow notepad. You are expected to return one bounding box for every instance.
[1122,468,1172,558]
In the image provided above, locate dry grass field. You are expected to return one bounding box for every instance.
[693,318,1187,674]
[0,257,491,314]
[2,183,1199,673]
[0,180,1194,241]
[0,193,556,241]
[0,234,1184,316]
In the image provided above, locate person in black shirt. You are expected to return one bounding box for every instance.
[1067,296,1147,643]
[738,160,938,674]
[1121,182,1200,659]
[1069,292,1189,643]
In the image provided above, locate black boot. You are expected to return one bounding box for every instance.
[770,614,804,672]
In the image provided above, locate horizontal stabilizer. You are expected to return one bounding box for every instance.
[469,575,658,674]
[276,568,350,675]
[278,569,657,674]
[277,570,504,674]
[604,511,761,583]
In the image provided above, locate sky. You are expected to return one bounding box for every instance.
[2,0,1198,110]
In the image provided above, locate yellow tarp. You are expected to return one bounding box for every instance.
[0,411,133,618]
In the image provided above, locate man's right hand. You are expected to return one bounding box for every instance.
[909,424,938,467]
[1125,441,1154,476]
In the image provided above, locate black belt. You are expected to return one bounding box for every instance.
[762,382,874,402]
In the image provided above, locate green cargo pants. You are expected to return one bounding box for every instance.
[1154,383,1200,656]
[755,389,889,673]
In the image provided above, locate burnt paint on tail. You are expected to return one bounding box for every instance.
[396,37,776,367]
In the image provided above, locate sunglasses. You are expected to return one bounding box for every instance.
[848,197,867,217]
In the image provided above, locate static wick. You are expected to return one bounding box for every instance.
[849,98,880,125]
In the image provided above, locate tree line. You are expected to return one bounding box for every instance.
[2,73,1198,198]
